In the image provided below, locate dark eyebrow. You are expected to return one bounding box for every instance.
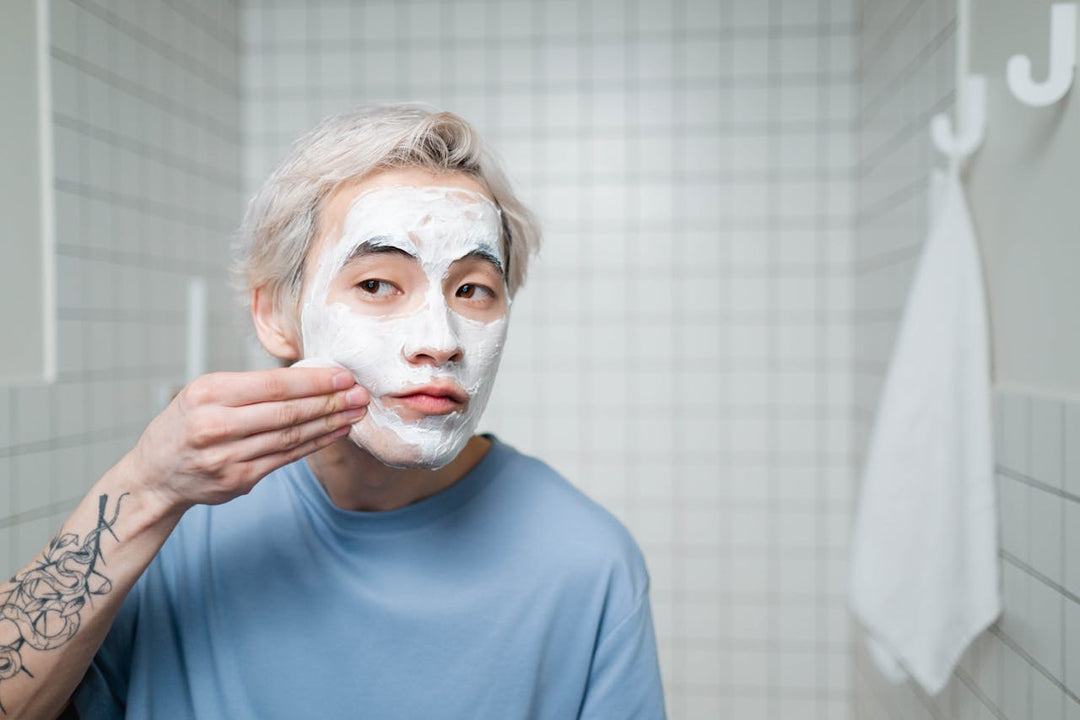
[452,248,505,277]
[342,238,417,266]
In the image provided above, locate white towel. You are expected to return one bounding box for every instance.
[849,169,1001,696]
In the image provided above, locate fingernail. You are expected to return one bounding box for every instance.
[344,407,366,420]
[345,387,368,406]
[332,372,354,390]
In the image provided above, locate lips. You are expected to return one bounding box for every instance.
[389,383,468,415]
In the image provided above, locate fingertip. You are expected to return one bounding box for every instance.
[345,386,369,406]
[331,371,355,390]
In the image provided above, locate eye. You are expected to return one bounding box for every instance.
[356,279,398,297]
[456,283,493,300]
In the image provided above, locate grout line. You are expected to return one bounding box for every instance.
[988,625,1080,706]
[954,666,1009,720]
[0,497,82,532]
[997,465,1080,505]
[0,422,146,461]
[1000,549,1080,607]
[50,46,241,144]
[1060,401,1068,711]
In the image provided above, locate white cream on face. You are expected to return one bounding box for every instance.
[295,185,509,470]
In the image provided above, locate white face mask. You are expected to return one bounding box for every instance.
[295,185,509,470]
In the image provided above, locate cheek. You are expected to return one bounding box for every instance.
[302,304,409,392]
[456,316,508,380]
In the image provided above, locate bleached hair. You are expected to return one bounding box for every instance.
[233,103,540,321]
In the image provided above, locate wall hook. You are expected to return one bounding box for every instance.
[931,74,988,160]
[1006,2,1077,107]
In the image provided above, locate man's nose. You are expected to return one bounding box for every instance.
[402,302,464,366]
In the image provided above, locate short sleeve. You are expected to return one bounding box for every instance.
[578,591,667,720]
[70,582,140,719]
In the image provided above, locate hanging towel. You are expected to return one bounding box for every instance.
[849,169,1000,696]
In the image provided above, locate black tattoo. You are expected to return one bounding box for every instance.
[0,494,126,714]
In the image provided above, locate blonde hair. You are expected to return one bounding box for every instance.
[234,104,540,320]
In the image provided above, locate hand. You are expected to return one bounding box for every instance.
[126,368,368,513]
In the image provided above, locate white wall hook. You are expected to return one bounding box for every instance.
[1006,2,1077,107]
[931,74,988,160]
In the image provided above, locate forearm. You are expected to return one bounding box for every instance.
[0,452,185,719]
[0,367,366,718]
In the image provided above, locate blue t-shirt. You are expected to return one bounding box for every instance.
[73,435,666,719]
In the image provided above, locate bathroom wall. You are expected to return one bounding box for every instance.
[855,0,1080,717]
[0,0,245,572]
[242,0,857,716]
[966,0,1080,398]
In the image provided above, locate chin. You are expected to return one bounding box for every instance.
[347,422,465,471]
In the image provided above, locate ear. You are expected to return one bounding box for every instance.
[251,286,302,362]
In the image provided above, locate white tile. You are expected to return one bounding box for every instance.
[80,8,111,71]
[999,562,1030,649]
[972,632,1004,709]
[0,456,11,519]
[998,645,1031,720]
[780,36,821,74]
[447,0,487,37]
[731,0,770,28]
[730,647,770,688]
[999,474,1030,564]
[1000,393,1031,474]
[0,388,11,452]
[271,5,310,45]
[1032,667,1065,718]
[681,644,727,687]
[1031,396,1065,489]
[778,549,817,594]
[731,86,770,123]
[628,505,675,548]
[730,506,769,547]
[727,695,770,720]
[778,649,818,691]
[1064,400,1080,498]
[13,385,51,447]
[829,34,857,75]
[734,36,768,77]
[729,551,770,594]
[682,506,724,546]
[635,0,675,33]
[730,417,769,455]
[493,2,530,41]
[13,451,52,511]
[52,444,88,501]
[685,0,724,30]
[1066,599,1080,698]
[1029,488,1064,586]
[779,178,821,216]
[1068,693,1080,720]
[1027,577,1064,681]
[1065,500,1080,599]
[680,553,725,595]
[682,38,722,81]
[829,0,857,24]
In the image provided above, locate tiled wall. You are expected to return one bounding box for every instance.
[854,1,1080,718]
[242,0,857,716]
[0,0,245,572]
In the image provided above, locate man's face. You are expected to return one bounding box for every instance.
[297,169,510,469]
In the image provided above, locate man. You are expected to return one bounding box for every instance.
[0,105,665,719]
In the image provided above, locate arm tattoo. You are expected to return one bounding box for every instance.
[0,493,126,714]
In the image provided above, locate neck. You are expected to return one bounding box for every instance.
[305,434,492,512]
